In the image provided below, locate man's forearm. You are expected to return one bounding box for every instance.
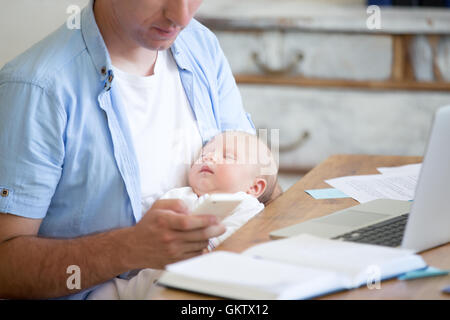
[0,226,138,299]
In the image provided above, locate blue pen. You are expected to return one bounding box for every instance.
[398,266,450,281]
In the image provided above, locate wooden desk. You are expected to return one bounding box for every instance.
[151,155,450,300]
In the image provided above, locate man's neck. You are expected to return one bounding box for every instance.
[93,0,158,76]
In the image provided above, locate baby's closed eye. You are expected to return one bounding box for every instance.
[224,152,236,159]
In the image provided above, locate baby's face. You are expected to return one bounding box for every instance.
[188,134,259,196]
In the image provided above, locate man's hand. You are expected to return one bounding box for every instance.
[131,199,226,269]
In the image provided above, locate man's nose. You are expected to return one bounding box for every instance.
[165,0,192,28]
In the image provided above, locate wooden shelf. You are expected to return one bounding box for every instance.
[235,74,450,91]
[236,34,450,92]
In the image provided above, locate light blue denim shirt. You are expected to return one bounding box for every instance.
[0,1,254,299]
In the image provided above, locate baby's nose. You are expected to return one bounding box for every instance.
[202,151,217,163]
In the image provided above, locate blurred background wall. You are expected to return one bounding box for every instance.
[0,0,89,67]
[196,0,450,189]
[1,0,449,191]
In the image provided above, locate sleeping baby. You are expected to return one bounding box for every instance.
[143,130,279,250]
[88,130,279,300]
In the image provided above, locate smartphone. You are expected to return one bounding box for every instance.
[191,193,246,221]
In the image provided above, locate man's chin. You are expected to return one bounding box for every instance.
[153,41,175,51]
[139,34,179,51]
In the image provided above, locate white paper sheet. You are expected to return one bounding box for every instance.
[377,163,422,176]
[325,173,418,203]
[243,234,423,283]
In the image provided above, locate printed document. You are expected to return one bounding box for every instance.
[325,173,418,203]
[325,163,422,203]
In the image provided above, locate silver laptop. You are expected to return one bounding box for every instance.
[270,105,450,253]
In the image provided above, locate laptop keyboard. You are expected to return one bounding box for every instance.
[331,213,409,247]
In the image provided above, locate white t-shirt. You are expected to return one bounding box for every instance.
[113,50,203,212]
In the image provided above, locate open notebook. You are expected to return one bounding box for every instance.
[157,234,427,300]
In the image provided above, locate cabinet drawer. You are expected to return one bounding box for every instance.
[240,84,450,170]
[215,30,393,81]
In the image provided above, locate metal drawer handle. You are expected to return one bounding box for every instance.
[261,130,310,153]
[279,130,310,153]
[252,52,303,76]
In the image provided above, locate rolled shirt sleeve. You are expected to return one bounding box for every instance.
[0,81,65,219]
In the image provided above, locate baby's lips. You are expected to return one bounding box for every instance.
[199,164,214,174]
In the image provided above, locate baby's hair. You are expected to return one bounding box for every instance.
[257,173,278,205]
[208,130,279,205]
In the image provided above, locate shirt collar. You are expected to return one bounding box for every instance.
[80,0,193,79]
[81,0,112,82]
[170,42,191,72]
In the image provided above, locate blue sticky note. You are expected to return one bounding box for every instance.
[398,267,450,281]
[305,188,350,200]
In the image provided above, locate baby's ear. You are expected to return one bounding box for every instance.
[247,178,267,198]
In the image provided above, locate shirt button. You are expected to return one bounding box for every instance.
[1,189,9,197]
[101,67,107,75]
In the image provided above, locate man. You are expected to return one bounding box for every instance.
[0,0,281,299]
